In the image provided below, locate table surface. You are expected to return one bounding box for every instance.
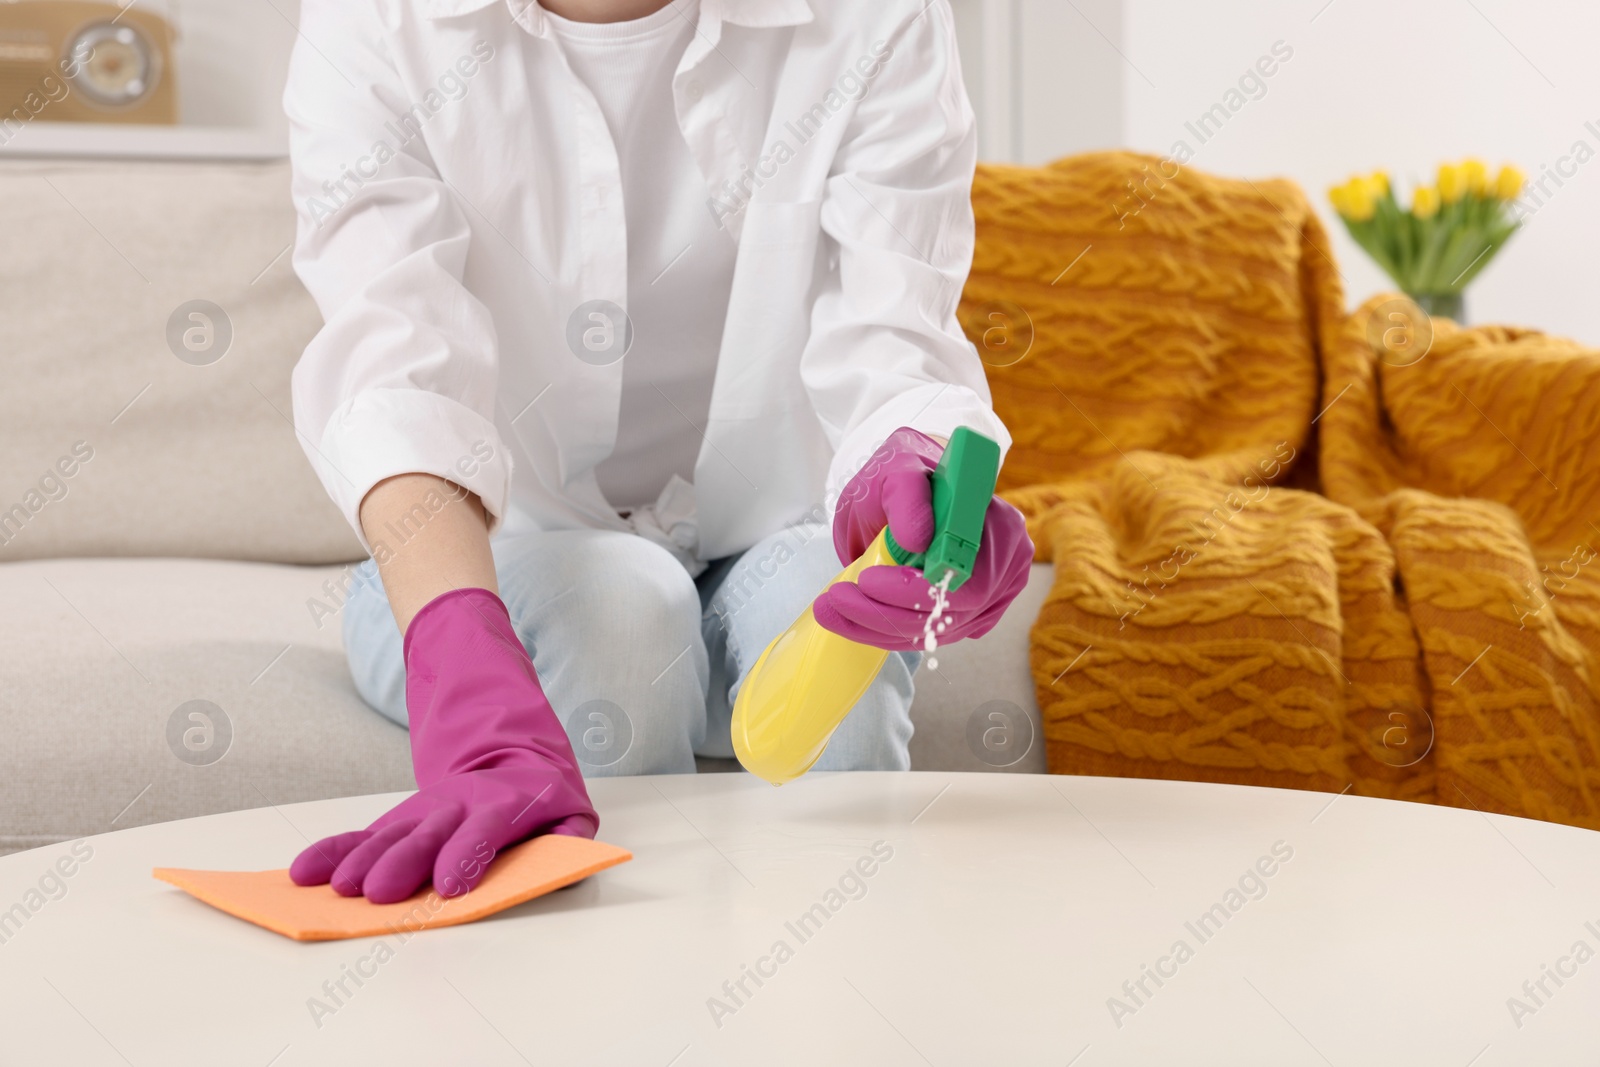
[0,772,1596,1066]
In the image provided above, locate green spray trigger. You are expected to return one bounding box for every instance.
[882,426,1001,593]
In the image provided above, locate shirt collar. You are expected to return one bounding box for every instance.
[423,0,811,29]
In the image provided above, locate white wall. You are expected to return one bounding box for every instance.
[1015,0,1124,164]
[168,0,297,132]
[1111,0,1599,342]
[957,0,1600,341]
[952,0,1124,163]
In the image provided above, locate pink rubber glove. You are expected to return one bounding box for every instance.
[290,588,597,903]
[814,427,1034,652]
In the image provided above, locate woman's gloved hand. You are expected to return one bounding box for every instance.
[289,588,597,903]
[813,426,1034,652]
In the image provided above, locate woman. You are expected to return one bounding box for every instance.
[282,0,1033,902]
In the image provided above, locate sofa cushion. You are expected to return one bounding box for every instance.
[907,562,1051,775]
[0,159,361,565]
[0,557,414,855]
[0,557,1050,855]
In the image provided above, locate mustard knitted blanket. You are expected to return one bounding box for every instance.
[963,152,1600,829]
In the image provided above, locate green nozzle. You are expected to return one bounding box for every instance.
[883,426,1001,593]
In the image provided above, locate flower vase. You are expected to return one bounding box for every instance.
[1411,292,1465,323]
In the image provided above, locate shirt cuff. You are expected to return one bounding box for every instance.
[306,388,513,554]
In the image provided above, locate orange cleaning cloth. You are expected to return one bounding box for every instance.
[153,835,632,942]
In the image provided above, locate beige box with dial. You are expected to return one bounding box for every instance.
[0,1,178,125]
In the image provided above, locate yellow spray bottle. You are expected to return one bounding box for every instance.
[731,427,1003,785]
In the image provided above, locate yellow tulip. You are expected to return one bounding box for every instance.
[1494,164,1526,200]
[1342,179,1376,222]
[1461,158,1489,196]
[1328,184,1350,217]
[1437,163,1467,204]
[1366,170,1391,198]
[1412,185,1441,219]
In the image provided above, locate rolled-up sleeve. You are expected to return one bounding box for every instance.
[803,1,1010,493]
[283,1,511,551]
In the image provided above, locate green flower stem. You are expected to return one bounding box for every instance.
[1336,191,1519,298]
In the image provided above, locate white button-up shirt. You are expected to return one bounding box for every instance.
[284,0,1009,562]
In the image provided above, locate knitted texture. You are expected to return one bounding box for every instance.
[965,151,1600,828]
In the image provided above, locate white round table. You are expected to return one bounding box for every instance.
[0,772,1594,1065]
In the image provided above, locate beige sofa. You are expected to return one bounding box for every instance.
[0,159,1050,856]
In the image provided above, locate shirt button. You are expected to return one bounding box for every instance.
[685,81,703,100]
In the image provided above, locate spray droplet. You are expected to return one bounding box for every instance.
[920,571,954,671]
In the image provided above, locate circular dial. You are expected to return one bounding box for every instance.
[67,22,160,108]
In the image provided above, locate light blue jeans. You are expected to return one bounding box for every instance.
[341,522,919,775]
